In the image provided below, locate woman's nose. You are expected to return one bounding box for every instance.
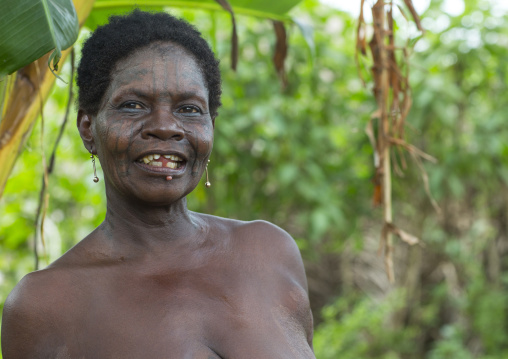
[141,108,184,141]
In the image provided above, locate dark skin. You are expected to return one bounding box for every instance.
[1,42,314,359]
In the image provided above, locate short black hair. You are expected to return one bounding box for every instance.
[77,9,222,118]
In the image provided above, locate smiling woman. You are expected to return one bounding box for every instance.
[79,41,215,206]
[0,9,314,359]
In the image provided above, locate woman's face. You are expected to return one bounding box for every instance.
[79,42,214,205]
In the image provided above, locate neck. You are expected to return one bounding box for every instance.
[99,188,203,252]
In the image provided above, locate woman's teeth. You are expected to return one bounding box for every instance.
[166,162,179,169]
[139,154,183,169]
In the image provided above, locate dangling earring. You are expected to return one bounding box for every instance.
[205,159,211,188]
[91,154,99,183]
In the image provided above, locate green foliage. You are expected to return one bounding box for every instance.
[87,0,302,30]
[2,0,508,358]
[0,0,79,76]
[314,291,410,359]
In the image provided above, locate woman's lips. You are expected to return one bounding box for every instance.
[134,161,187,175]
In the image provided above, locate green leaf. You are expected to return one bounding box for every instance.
[87,0,303,29]
[229,0,300,15]
[0,0,79,76]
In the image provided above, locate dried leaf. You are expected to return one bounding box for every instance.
[396,228,419,245]
[387,137,437,163]
[362,0,431,282]
[214,0,238,71]
[373,181,383,207]
[384,222,421,246]
[272,20,288,88]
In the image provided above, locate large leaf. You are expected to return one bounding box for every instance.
[229,0,299,15]
[86,0,302,29]
[0,0,79,76]
[0,0,94,198]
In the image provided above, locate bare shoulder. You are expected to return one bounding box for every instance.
[1,228,110,357]
[215,217,314,346]
[238,220,307,279]
[1,268,78,358]
[202,215,307,287]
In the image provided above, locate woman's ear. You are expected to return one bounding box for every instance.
[77,110,96,154]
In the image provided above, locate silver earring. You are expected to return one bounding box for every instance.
[91,154,99,183]
[205,160,211,188]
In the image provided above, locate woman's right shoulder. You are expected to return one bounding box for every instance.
[1,268,77,357]
[3,266,79,318]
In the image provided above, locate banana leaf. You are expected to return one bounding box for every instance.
[0,0,79,76]
[86,0,302,30]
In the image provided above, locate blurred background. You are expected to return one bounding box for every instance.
[1,0,508,357]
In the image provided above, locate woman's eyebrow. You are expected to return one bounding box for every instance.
[176,91,207,101]
[112,88,152,100]
[112,88,208,106]
[156,90,208,106]
[176,91,209,108]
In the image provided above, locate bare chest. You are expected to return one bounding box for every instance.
[63,268,314,359]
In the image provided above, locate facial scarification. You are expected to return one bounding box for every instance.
[105,120,136,178]
[90,42,214,205]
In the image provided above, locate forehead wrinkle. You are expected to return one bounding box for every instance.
[174,62,208,99]
[110,73,149,91]
[110,41,197,85]
[103,44,209,110]
[111,64,151,87]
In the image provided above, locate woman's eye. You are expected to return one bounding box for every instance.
[178,106,200,114]
[122,102,143,110]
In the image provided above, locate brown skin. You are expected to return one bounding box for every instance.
[1,43,314,359]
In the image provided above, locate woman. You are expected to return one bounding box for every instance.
[1,10,314,358]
